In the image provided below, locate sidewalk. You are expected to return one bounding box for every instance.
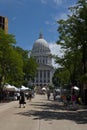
[0,94,87,130]
[0,100,18,112]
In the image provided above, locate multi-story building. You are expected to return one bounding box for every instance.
[0,16,8,33]
[30,33,55,90]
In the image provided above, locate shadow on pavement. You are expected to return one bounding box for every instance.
[16,100,87,124]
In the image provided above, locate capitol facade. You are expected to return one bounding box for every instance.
[30,33,55,88]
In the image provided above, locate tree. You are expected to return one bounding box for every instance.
[0,28,16,87]
[23,57,38,86]
[56,0,87,86]
[52,68,70,87]
[14,47,38,87]
[0,29,24,87]
[6,49,24,87]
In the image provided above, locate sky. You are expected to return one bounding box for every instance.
[0,0,77,57]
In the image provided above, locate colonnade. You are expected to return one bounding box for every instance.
[33,70,51,86]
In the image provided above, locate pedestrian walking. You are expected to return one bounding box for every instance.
[53,89,56,100]
[71,94,76,107]
[17,92,20,100]
[61,95,67,106]
[66,95,71,105]
[19,91,26,108]
[47,89,51,100]
[28,91,32,101]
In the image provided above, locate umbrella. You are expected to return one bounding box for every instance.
[42,87,46,91]
[73,86,79,91]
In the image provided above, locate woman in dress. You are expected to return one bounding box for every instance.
[19,91,26,108]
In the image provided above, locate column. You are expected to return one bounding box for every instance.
[46,70,48,85]
[42,70,44,86]
[38,70,40,86]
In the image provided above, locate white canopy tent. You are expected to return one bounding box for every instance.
[3,84,19,91]
[4,84,15,91]
[11,85,19,91]
[20,85,29,91]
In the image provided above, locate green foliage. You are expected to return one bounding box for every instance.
[0,29,24,87]
[13,46,29,62]
[55,0,87,86]
[48,85,54,91]
[52,68,70,87]
[0,28,16,45]
[80,73,87,83]
[6,48,24,86]
[13,47,38,86]
[0,28,38,88]
[24,57,38,81]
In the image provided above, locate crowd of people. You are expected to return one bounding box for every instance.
[46,88,82,109]
[3,86,82,109]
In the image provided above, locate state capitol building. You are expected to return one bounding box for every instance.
[30,33,55,88]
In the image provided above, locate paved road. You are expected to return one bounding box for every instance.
[0,94,87,130]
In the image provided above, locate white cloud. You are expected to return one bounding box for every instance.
[45,20,57,33]
[0,0,14,5]
[0,0,11,2]
[45,14,68,35]
[53,12,68,22]
[16,0,27,6]
[49,42,64,68]
[53,0,63,5]
[41,0,47,4]
[49,43,62,57]
[40,0,64,6]
[45,20,56,26]
[45,21,50,25]
[0,0,28,7]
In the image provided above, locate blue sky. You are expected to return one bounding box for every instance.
[0,0,77,53]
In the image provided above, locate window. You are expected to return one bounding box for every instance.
[36,80,38,83]
[44,70,46,78]
[40,70,42,77]
[44,80,46,83]
[36,72,38,77]
[2,25,4,30]
[48,70,50,78]
[0,17,2,23]
[40,80,42,83]
[37,59,39,63]
[48,79,50,83]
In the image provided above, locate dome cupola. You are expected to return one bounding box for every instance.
[31,33,51,54]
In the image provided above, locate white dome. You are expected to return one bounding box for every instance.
[32,34,50,54]
[31,34,52,66]
[33,38,50,50]
[34,38,49,48]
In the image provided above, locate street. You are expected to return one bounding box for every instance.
[0,94,87,130]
